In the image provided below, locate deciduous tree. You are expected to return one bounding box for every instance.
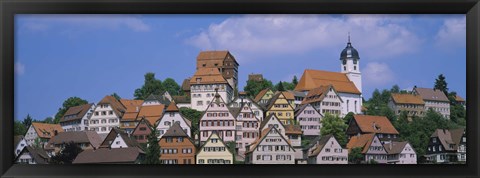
[134,72,164,100]
[243,79,274,98]
[50,141,83,164]
[54,97,88,124]
[320,113,348,146]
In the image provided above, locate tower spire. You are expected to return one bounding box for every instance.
[348,32,351,43]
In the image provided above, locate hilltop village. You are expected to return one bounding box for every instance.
[14,39,466,165]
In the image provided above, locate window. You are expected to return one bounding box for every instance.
[109,111,113,115]
[197,101,203,106]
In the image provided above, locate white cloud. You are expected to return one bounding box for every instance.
[186,14,423,63]
[435,16,466,49]
[363,62,394,86]
[20,15,151,33]
[15,62,25,75]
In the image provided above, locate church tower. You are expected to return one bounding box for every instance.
[340,34,362,94]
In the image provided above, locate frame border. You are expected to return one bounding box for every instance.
[1,0,479,177]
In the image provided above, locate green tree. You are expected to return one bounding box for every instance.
[22,114,33,128]
[179,107,203,136]
[292,75,298,86]
[320,113,348,146]
[390,85,400,93]
[162,78,181,96]
[50,141,83,164]
[14,120,27,136]
[111,93,121,100]
[348,147,363,164]
[434,74,449,96]
[143,123,161,164]
[243,79,274,98]
[32,137,43,149]
[276,81,285,91]
[343,112,355,125]
[226,141,237,163]
[134,72,164,100]
[54,97,88,124]
[43,117,54,124]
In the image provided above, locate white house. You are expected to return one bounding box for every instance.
[14,135,27,156]
[228,92,265,122]
[59,103,95,132]
[307,135,348,164]
[156,101,192,138]
[25,122,63,147]
[190,67,233,111]
[384,141,417,164]
[294,104,323,136]
[301,85,343,116]
[14,146,49,164]
[245,126,296,164]
[89,95,126,135]
[199,93,236,143]
[231,102,260,154]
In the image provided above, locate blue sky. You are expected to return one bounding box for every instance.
[15,14,466,121]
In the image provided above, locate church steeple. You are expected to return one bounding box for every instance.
[340,34,362,94]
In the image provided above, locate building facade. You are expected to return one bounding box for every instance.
[412,87,450,118]
[157,101,192,138]
[307,135,348,164]
[199,93,236,143]
[228,92,265,122]
[232,103,261,153]
[388,93,425,119]
[265,92,296,125]
[245,127,296,164]
[59,103,95,132]
[89,95,126,135]
[294,104,323,136]
[196,50,239,91]
[347,134,388,164]
[190,67,233,111]
[196,132,233,164]
[25,122,63,147]
[425,128,466,163]
[159,123,196,164]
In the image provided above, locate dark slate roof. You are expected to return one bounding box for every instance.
[162,122,189,137]
[172,96,191,104]
[60,103,94,123]
[340,40,360,60]
[14,135,24,148]
[73,147,144,164]
[259,113,285,131]
[181,78,191,91]
[431,128,465,151]
[308,134,334,157]
[47,131,102,148]
[413,87,449,102]
[145,93,171,105]
[15,146,49,164]
[383,141,409,155]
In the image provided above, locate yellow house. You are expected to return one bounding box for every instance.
[254,88,275,105]
[196,132,234,164]
[265,92,295,125]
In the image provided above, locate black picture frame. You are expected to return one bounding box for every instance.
[1,0,479,177]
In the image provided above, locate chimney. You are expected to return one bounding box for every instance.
[54,130,58,136]
[372,122,377,130]
[389,142,392,150]
[136,106,139,112]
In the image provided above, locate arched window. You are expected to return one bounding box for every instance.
[354,66,357,70]
[344,66,346,71]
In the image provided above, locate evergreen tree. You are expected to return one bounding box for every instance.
[434,74,449,96]
[111,93,121,100]
[277,81,285,91]
[143,123,161,164]
[22,114,33,128]
[292,75,298,86]
[14,120,27,136]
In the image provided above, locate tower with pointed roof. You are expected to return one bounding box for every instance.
[340,34,362,94]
